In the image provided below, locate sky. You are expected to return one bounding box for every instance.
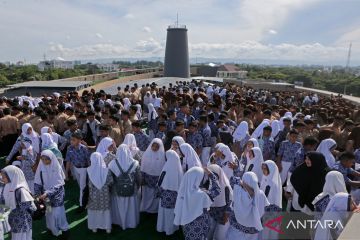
[1,0,360,65]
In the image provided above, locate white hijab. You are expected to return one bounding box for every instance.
[123,133,140,157]
[123,98,131,110]
[217,145,236,179]
[312,171,347,205]
[141,138,166,176]
[233,172,269,231]
[314,193,351,240]
[271,120,280,139]
[147,103,158,121]
[208,164,233,207]
[41,132,57,150]
[316,138,337,168]
[160,150,184,191]
[179,143,202,171]
[87,152,109,190]
[251,119,270,139]
[154,97,162,108]
[109,144,138,176]
[174,167,213,225]
[21,123,40,154]
[40,126,59,144]
[248,138,260,148]
[34,150,65,191]
[245,147,264,182]
[135,104,142,119]
[2,165,34,210]
[260,160,282,208]
[96,137,114,158]
[233,121,249,142]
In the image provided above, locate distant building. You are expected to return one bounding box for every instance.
[37,59,74,71]
[96,63,119,72]
[16,61,25,66]
[191,63,219,77]
[216,64,247,79]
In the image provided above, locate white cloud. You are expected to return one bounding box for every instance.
[143,26,152,33]
[135,38,163,54]
[66,35,71,40]
[95,33,103,39]
[268,29,277,35]
[123,13,135,19]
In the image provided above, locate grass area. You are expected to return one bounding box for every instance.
[0,157,183,240]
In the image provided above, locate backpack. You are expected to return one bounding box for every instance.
[112,160,136,197]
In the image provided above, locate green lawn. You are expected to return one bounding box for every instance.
[1,157,183,240]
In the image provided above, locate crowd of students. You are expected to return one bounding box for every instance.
[0,80,360,240]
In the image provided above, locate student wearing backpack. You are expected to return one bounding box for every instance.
[140,138,166,213]
[109,144,141,230]
[34,150,69,238]
[156,150,184,235]
[87,152,114,233]
[0,165,36,240]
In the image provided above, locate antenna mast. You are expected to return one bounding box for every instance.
[345,42,352,71]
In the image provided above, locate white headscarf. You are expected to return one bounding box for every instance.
[316,138,337,168]
[314,192,351,240]
[260,160,282,208]
[96,137,114,158]
[40,127,59,144]
[251,119,270,139]
[248,138,260,148]
[109,144,138,176]
[208,164,233,207]
[87,152,109,190]
[34,150,65,191]
[174,167,213,225]
[160,150,184,191]
[41,132,57,150]
[123,98,131,110]
[172,136,185,147]
[312,171,347,206]
[2,165,34,210]
[279,112,293,130]
[21,123,40,154]
[217,145,236,179]
[147,103,158,121]
[271,120,280,139]
[179,143,202,171]
[135,104,142,119]
[245,147,264,182]
[141,138,166,176]
[154,97,162,108]
[233,172,269,231]
[123,134,140,157]
[233,121,249,142]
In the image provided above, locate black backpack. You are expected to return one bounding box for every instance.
[112,161,136,197]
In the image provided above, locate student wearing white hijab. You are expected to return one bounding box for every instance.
[140,138,166,213]
[6,123,40,163]
[317,138,337,168]
[122,133,141,161]
[34,150,69,237]
[87,152,113,233]
[0,165,35,240]
[214,145,237,180]
[314,192,357,240]
[239,138,259,171]
[179,143,202,172]
[207,164,233,240]
[312,171,347,213]
[123,98,131,110]
[251,119,270,139]
[260,160,282,240]
[156,150,184,235]
[41,133,63,166]
[135,104,142,120]
[109,144,141,230]
[40,126,65,148]
[171,136,185,157]
[14,139,35,194]
[96,137,116,166]
[174,167,221,240]
[245,147,264,182]
[227,172,269,240]
[271,120,281,140]
[232,121,250,156]
[147,103,159,139]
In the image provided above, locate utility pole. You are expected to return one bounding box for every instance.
[344,42,352,95]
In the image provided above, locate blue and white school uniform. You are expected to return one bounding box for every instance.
[34,150,68,237]
[1,166,36,240]
[156,150,184,235]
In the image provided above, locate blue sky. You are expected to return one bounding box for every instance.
[1,0,360,65]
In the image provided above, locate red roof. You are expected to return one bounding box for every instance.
[219,64,240,72]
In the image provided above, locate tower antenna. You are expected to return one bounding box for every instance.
[176,13,179,27]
